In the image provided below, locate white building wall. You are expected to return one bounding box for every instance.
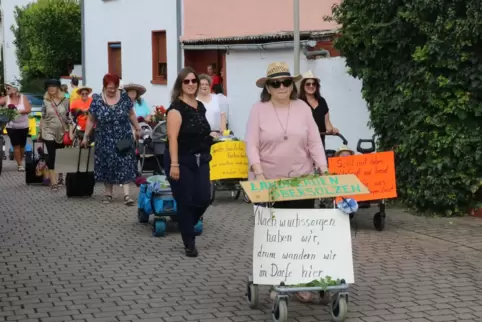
[1,0,36,83]
[84,0,180,107]
[225,50,374,151]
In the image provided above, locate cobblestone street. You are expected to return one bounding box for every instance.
[1,160,482,322]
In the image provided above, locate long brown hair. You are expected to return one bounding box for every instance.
[298,78,322,103]
[170,67,200,102]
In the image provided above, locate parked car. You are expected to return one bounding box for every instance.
[24,93,44,114]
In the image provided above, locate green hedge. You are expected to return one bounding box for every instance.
[330,0,482,215]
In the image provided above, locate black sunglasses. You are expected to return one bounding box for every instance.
[267,79,293,88]
[183,78,198,85]
[304,80,319,87]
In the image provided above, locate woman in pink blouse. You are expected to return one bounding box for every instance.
[245,62,328,209]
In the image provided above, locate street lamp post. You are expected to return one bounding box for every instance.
[293,0,300,75]
[81,0,86,84]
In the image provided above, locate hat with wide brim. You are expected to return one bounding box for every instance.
[44,79,61,90]
[76,86,93,95]
[300,70,320,82]
[255,62,302,88]
[5,80,21,91]
[335,145,355,157]
[123,83,146,96]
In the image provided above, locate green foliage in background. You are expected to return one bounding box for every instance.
[11,0,81,90]
[329,0,482,215]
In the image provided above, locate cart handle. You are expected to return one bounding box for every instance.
[320,132,348,145]
[356,138,376,154]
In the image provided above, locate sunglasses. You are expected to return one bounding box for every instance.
[183,78,198,85]
[268,79,293,88]
[304,81,318,87]
[80,92,89,96]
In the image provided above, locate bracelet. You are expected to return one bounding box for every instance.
[171,164,179,167]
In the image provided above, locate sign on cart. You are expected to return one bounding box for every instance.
[210,141,249,180]
[252,207,355,285]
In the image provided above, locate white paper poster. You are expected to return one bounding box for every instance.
[252,207,355,285]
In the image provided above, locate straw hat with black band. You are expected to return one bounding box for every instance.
[300,70,320,82]
[334,145,355,157]
[76,86,93,95]
[255,62,302,88]
[123,83,146,96]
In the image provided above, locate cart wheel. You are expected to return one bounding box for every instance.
[330,295,348,322]
[246,279,259,309]
[373,212,385,231]
[232,190,241,200]
[137,209,149,224]
[272,298,288,322]
[152,219,167,237]
[244,192,250,203]
[209,182,215,204]
[194,218,203,236]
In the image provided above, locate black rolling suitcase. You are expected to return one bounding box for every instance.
[26,140,47,184]
[65,147,95,197]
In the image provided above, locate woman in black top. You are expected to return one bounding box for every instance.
[298,71,338,148]
[165,67,214,257]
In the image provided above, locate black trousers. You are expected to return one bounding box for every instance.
[43,140,64,170]
[164,150,211,248]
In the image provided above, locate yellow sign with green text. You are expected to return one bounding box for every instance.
[240,174,369,203]
[210,141,249,181]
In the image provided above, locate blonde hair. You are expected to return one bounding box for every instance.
[61,84,69,92]
[44,88,66,101]
[199,74,212,86]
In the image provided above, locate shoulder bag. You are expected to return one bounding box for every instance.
[52,99,73,146]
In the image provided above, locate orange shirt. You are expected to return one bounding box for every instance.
[70,97,92,131]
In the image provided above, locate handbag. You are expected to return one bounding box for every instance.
[116,138,134,155]
[51,99,72,146]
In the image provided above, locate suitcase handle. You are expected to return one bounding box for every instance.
[77,147,92,173]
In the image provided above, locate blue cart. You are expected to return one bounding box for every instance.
[137,176,203,237]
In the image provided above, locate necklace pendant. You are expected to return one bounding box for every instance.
[284,135,288,140]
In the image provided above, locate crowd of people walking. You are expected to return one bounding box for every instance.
[1,61,339,259]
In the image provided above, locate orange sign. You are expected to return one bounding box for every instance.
[328,151,397,201]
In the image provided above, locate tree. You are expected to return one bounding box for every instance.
[11,0,81,88]
[329,0,482,215]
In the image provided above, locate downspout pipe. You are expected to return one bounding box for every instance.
[81,0,86,84]
[176,0,183,73]
[181,40,314,51]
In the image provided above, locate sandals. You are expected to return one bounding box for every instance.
[51,184,59,192]
[102,195,113,204]
[124,195,135,206]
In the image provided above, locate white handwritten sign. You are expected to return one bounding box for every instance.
[253,207,355,285]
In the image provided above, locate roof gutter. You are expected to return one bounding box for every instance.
[181,40,315,51]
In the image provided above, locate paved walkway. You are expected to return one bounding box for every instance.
[1,160,482,322]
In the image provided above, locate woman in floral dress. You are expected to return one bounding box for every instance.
[81,73,141,205]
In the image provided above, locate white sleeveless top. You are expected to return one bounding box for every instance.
[6,95,29,129]
[198,94,221,131]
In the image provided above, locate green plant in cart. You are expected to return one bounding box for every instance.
[291,276,342,291]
